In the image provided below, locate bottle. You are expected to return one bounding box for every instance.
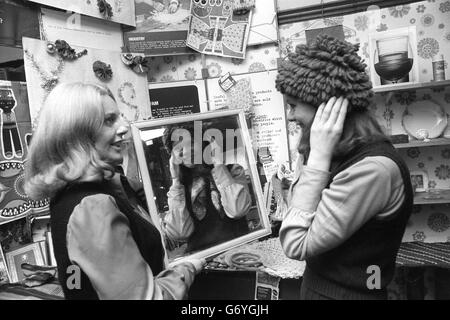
[432,54,446,81]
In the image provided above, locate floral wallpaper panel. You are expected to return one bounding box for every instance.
[279,1,450,244]
[147,43,280,83]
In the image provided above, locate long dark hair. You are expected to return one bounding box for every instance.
[163,123,214,184]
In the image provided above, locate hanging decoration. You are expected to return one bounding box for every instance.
[47,40,88,61]
[121,53,150,74]
[118,81,139,121]
[24,39,89,97]
[97,0,113,19]
[25,39,88,92]
[24,50,65,92]
[93,60,113,81]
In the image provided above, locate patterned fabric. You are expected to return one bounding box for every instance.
[223,23,247,53]
[213,237,306,279]
[396,242,450,268]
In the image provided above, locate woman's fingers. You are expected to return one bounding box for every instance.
[335,98,348,130]
[326,96,345,125]
[320,96,338,122]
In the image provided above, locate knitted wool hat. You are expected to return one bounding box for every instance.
[276,34,373,112]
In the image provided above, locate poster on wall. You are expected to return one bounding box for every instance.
[26,0,136,27]
[22,37,151,127]
[207,70,289,178]
[149,80,208,118]
[186,0,252,59]
[0,81,33,224]
[40,8,124,51]
[123,0,193,56]
[368,26,419,89]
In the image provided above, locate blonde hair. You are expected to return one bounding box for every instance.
[24,82,117,200]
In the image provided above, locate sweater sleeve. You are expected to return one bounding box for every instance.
[279,156,405,261]
[66,194,196,300]
[164,183,195,241]
[211,164,252,219]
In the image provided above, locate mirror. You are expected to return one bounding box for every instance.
[131,109,271,265]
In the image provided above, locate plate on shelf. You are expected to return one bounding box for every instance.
[401,100,448,140]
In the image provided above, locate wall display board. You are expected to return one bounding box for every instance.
[186,0,252,59]
[22,37,151,127]
[124,0,193,56]
[26,0,136,26]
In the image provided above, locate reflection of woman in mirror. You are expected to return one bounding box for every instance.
[162,125,252,254]
[24,83,203,300]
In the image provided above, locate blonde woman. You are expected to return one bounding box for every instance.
[24,82,203,300]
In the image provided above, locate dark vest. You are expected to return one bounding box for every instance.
[50,179,165,300]
[303,140,414,299]
[182,164,249,253]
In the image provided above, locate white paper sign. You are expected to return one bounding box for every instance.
[207,70,289,166]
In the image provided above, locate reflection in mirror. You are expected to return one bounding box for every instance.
[132,110,270,265]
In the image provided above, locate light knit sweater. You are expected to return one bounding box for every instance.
[279,156,405,261]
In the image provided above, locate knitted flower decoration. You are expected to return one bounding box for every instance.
[275,34,373,112]
[121,54,150,74]
[54,40,88,60]
[93,60,113,81]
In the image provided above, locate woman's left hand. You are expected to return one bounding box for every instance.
[204,137,223,166]
[307,96,348,171]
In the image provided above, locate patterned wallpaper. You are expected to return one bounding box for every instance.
[146,43,280,83]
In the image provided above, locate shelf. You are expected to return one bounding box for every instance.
[373,80,450,94]
[394,138,450,149]
[414,189,450,205]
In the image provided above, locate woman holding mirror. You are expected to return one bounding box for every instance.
[24,82,203,300]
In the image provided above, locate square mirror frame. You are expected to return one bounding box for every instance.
[131,108,271,266]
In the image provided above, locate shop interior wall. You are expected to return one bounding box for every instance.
[146,0,450,243]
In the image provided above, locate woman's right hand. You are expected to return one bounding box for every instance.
[308,96,348,171]
[169,148,182,184]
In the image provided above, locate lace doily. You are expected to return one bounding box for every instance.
[213,237,305,279]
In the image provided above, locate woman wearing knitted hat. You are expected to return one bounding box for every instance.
[275,34,414,300]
